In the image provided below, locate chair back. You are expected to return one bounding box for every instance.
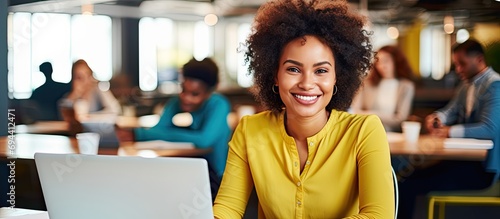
[392,167,399,219]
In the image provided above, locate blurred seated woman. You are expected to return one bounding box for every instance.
[59,59,121,132]
[351,45,416,132]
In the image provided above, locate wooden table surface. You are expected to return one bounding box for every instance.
[0,134,210,159]
[14,115,158,135]
[387,132,488,161]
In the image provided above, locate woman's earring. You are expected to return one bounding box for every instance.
[272,85,279,94]
[333,85,338,95]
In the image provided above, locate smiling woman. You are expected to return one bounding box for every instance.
[276,36,336,122]
[213,0,394,218]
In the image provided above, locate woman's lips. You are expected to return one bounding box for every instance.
[293,94,320,104]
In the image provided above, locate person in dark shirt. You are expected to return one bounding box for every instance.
[30,62,71,121]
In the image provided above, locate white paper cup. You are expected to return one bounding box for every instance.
[76,132,100,155]
[402,121,421,143]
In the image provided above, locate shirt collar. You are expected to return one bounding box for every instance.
[470,67,491,86]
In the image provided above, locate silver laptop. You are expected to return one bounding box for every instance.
[34,153,214,219]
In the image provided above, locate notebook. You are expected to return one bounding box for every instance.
[133,140,195,150]
[34,153,214,219]
[443,138,494,149]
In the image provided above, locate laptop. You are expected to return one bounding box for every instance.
[34,153,214,219]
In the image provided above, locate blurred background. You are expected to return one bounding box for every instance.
[3,0,500,124]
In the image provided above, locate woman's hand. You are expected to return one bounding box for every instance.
[67,82,87,100]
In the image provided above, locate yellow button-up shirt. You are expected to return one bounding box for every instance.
[213,110,394,219]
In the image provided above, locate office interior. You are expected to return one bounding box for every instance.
[1,0,500,218]
[3,0,500,125]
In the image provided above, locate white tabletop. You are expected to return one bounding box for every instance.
[0,208,48,219]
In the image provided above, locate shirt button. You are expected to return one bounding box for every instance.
[297,181,301,186]
[309,142,314,147]
[297,201,302,205]
[306,161,310,165]
[294,162,298,167]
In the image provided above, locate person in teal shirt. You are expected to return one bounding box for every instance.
[122,57,231,179]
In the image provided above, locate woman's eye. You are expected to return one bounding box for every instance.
[287,67,300,73]
[316,69,328,74]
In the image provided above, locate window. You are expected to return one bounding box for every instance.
[236,23,252,88]
[138,18,216,93]
[31,13,71,85]
[224,22,252,88]
[193,21,213,61]
[71,15,113,81]
[420,25,451,80]
[138,17,160,92]
[7,13,113,99]
[8,12,33,99]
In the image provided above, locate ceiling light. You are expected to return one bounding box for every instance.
[204,14,218,26]
[81,4,93,15]
[443,15,454,34]
[387,26,399,39]
[456,29,470,43]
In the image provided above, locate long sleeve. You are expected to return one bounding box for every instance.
[347,115,395,219]
[134,94,231,148]
[96,90,122,114]
[451,81,500,139]
[58,87,122,116]
[213,116,255,218]
[377,80,415,131]
[134,94,231,177]
[436,84,467,126]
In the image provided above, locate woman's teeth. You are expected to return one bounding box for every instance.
[294,95,318,101]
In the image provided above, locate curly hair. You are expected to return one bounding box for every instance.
[245,0,373,112]
[368,45,415,85]
[182,57,220,91]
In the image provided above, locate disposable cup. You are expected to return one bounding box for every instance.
[76,132,100,155]
[402,121,421,143]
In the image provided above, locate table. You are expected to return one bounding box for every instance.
[0,207,47,218]
[15,121,68,135]
[14,115,159,135]
[0,134,210,159]
[387,132,488,161]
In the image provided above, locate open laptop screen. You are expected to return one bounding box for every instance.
[34,153,214,219]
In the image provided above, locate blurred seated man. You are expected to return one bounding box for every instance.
[398,39,500,219]
[30,62,71,121]
[117,57,231,180]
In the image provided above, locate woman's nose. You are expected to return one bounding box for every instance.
[298,73,315,90]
